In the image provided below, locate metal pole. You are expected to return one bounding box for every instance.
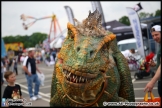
[146,24,150,55]
[147,23,152,52]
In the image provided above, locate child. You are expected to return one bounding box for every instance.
[2,71,23,107]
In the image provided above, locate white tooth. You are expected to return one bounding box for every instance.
[73,75,75,79]
[74,77,76,81]
[73,78,75,82]
[76,79,78,83]
[79,77,82,82]
[82,78,84,82]
[74,75,77,79]
[67,74,70,78]
[76,76,78,79]
[68,73,71,77]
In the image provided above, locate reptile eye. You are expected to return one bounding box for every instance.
[68,30,74,39]
[90,50,94,57]
[77,47,80,52]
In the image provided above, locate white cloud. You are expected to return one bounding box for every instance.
[2,1,161,37]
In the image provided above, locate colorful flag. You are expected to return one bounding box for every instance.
[133,3,143,12]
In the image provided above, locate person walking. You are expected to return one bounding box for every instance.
[12,57,18,75]
[20,53,26,74]
[41,48,45,63]
[144,25,161,97]
[22,48,42,101]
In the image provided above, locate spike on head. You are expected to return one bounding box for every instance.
[73,9,108,37]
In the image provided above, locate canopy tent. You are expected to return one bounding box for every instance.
[104,20,127,31]
[104,20,147,41]
[109,23,148,42]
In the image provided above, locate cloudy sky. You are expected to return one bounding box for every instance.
[2,1,160,37]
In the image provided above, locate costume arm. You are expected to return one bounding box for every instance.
[110,38,135,102]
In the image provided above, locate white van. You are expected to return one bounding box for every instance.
[117,37,148,55]
[117,38,137,52]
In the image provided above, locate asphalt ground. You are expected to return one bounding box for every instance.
[1,63,159,107]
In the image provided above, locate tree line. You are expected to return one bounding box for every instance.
[119,9,161,26]
[3,32,47,49]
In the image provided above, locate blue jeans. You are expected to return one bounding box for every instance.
[25,74,40,98]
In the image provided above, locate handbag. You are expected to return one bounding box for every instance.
[37,72,45,86]
[3,67,6,73]
[138,92,161,107]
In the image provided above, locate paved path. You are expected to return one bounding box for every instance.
[1,63,159,107]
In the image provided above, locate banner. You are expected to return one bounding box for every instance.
[126,7,145,58]
[1,38,7,58]
[91,1,106,29]
[133,3,143,12]
[64,6,75,26]
[5,42,24,51]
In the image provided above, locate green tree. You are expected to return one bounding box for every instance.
[154,9,161,17]
[138,12,151,19]
[3,36,16,43]
[3,32,48,49]
[119,16,130,26]
[24,41,32,48]
[149,13,154,17]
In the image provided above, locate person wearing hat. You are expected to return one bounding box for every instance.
[22,47,42,101]
[144,25,161,97]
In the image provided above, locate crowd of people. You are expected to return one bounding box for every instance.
[1,46,61,106]
[1,48,59,74]
[1,47,60,87]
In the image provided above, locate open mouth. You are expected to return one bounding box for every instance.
[62,67,97,84]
